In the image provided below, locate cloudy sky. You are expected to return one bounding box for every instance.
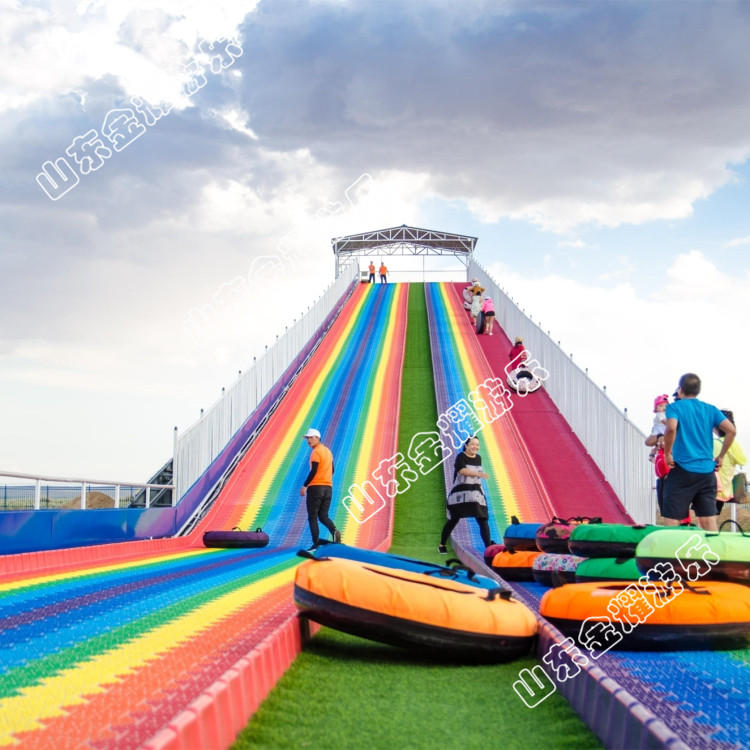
[2,0,749,483]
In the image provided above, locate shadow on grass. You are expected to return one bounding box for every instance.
[302,626,535,668]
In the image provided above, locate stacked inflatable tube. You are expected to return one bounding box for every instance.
[575,557,641,583]
[483,543,507,566]
[503,522,543,551]
[568,524,664,559]
[540,580,750,650]
[490,549,541,581]
[532,553,587,587]
[294,556,538,661]
[536,517,601,554]
[635,526,750,585]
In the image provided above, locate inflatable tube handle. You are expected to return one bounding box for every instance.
[296,549,329,561]
[683,582,712,596]
[484,587,513,601]
[232,526,242,531]
[436,559,476,580]
[718,519,748,535]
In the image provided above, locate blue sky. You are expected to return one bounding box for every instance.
[1,0,749,480]
[422,157,750,291]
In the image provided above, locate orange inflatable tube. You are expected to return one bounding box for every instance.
[294,557,538,661]
[540,580,750,651]
[491,550,541,581]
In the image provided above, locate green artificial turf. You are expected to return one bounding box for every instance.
[232,284,602,750]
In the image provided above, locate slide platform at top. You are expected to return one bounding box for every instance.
[0,282,409,749]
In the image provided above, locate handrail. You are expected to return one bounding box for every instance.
[0,469,174,489]
[175,266,360,536]
[0,469,174,510]
[469,261,653,523]
[173,262,359,502]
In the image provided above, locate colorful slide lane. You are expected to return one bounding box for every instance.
[437,284,748,748]
[453,282,630,522]
[0,282,408,749]
[510,579,750,750]
[194,280,407,551]
[425,282,554,552]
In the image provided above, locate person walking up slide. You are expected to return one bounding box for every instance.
[300,428,342,549]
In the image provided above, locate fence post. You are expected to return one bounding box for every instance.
[146,487,151,508]
[34,478,41,510]
[81,482,87,509]
[115,484,121,509]
[173,426,179,506]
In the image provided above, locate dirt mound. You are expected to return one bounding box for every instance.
[63,491,116,509]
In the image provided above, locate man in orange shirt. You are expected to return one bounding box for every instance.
[379,262,388,284]
[368,262,376,283]
[300,428,341,549]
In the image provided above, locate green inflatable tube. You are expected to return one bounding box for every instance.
[575,556,641,583]
[568,523,665,558]
[635,522,750,585]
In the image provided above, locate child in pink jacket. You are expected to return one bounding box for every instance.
[481,297,496,335]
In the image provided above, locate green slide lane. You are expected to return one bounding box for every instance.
[232,284,601,750]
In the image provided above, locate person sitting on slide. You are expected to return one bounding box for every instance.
[508,337,527,367]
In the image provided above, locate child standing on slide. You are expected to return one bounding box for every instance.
[481,296,496,335]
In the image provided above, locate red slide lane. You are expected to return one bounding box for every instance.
[452,283,631,522]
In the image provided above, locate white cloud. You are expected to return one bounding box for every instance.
[0,163,427,478]
[3,0,750,483]
[231,1,750,232]
[726,234,750,248]
[487,251,750,437]
[0,1,256,110]
[558,238,585,249]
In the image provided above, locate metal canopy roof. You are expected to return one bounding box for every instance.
[332,224,477,278]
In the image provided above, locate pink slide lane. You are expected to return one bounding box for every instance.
[451,283,631,523]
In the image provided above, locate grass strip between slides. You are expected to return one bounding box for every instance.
[232,284,602,750]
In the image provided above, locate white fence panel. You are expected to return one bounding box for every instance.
[470,261,653,523]
[174,264,359,500]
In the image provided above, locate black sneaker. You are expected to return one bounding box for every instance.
[333,529,342,543]
[306,544,319,551]
[438,544,447,554]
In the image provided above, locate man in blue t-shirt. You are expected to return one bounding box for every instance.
[663,373,736,530]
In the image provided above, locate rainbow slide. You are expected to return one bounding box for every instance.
[425,281,555,550]
[0,278,670,749]
[0,282,408,749]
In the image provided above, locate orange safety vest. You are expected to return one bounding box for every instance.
[309,444,333,486]
[379,265,388,275]
[369,263,375,273]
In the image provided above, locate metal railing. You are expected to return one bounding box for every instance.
[173,263,360,501]
[470,261,653,523]
[0,470,175,511]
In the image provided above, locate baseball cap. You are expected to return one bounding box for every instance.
[303,428,321,439]
[653,394,669,411]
